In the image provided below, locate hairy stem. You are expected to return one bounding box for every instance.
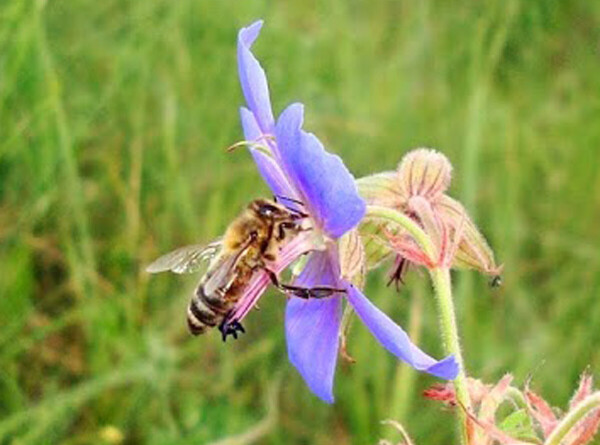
[545,392,600,445]
[365,206,437,259]
[430,267,471,444]
[365,205,472,443]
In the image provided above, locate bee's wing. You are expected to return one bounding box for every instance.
[202,237,254,296]
[145,239,223,274]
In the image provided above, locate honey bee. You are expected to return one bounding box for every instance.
[146,198,344,341]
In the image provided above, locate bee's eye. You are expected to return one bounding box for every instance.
[258,204,277,217]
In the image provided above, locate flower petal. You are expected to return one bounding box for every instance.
[294,248,342,288]
[275,104,366,239]
[285,251,343,403]
[239,105,262,141]
[286,295,342,404]
[240,107,296,198]
[238,20,274,135]
[435,195,501,275]
[345,285,458,380]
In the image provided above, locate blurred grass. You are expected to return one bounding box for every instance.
[1,0,600,443]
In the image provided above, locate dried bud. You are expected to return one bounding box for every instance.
[524,385,558,437]
[397,148,452,201]
[358,148,501,277]
[570,371,594,410]
[426,371,600,445]
[357,171,405,208]
[424,378,494,408]
[435,195,502,275]
[338,229,366,288]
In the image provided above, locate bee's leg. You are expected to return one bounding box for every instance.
[263,268,345,299]
[283,285,347,299]
[218,318,246,342]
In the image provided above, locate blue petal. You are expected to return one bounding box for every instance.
[239,105,262,141]
[240,107,296,198]
[294,249,342,288]
[237,20,274,135]
[286,296,342,404]
[275,104,366,239]
[345,285,459,380]
[285,251,343,403]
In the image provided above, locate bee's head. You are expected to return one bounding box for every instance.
[251,198,307,222]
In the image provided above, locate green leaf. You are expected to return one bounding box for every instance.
[500,409,539,442]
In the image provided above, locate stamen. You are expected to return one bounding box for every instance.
[226,134,275,153]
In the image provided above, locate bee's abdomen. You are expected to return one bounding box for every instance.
[187,286,232,336]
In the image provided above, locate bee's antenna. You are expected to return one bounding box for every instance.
[273,195,308,218]
[274,195,305,206]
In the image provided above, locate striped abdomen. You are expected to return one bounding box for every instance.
[187,285,232,335]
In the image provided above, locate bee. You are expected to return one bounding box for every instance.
[146,198,343,341]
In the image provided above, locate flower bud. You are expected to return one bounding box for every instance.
[357,171,405,209]
[338,229,366,288]
[358,148,501,276]
[397,148,452,201]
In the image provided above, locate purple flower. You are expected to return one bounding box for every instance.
[230,20,458,403]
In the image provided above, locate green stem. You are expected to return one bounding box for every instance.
[365,205,437,259]
[430,267,471,444]
[545,392,600,445]
[366,205,472,443]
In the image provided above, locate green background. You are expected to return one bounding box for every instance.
[1,0,599,443]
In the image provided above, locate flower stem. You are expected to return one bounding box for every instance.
[365,206,472,443]
[430,267,471,444]
[365,206,437,259]
[545,391,600,445]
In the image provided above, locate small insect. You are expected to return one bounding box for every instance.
[146,198,344,341]
[489,275,503,288]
